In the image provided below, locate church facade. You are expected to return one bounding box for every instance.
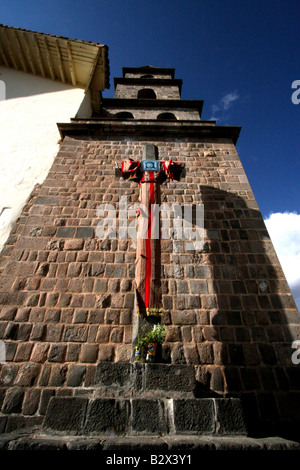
[0,61,299,440]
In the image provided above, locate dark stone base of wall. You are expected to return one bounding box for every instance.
[40,361,247,438]
[43,396,247,437]
[0,429,299,452]
[1,362,300,443]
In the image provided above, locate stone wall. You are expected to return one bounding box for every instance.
[0,134,299,437]
[106,108,200,120]
[114,84,180,99]
[124,73,172,79]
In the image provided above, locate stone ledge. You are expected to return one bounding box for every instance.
[57,121,241,145]
[94,362,197,398]
[42,396,247,436]
[0,430,299,452]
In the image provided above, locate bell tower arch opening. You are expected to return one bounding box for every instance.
[137,88,157,99]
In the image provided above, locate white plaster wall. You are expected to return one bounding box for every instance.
[0,66,88,250]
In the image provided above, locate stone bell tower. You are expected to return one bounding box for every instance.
[0,65,299,448]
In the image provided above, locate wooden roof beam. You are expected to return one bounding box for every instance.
[12,30,28,73]
[21,32,37,75]
[43,36,55,81]
[3,29,19,70]
[0,37,9,67]
[55,39,66,83]
[33,34,46,77]
[85,48,102,92]
[66,41,77,86]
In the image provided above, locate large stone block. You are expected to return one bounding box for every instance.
[43,397,88,433]
[144,364,196,397]
[214,398,247,435]
[83,398,129,435]
[94,362,133,394]
[173,399,215,434]
[2,387,24,414]
[130,399,168,434]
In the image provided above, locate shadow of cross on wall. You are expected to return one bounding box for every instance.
[190,185,300,438]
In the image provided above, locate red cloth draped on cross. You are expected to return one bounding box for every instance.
[118,158,185,317]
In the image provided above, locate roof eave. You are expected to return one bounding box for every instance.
[0,24,110,111]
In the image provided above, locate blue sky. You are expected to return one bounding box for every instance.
[0,0,299,308]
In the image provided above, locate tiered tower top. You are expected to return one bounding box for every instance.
[98,65,203,121]
[62,65,240,144]
[114,65,182,100]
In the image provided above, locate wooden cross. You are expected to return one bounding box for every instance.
[115,144,185,356]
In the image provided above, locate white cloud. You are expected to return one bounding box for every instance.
[210,91,239,123]
[264,212,300,311]
[221,92,239,110]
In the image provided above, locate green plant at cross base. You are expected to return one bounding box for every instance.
[145,323,166,344]
[136,323,166,354]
